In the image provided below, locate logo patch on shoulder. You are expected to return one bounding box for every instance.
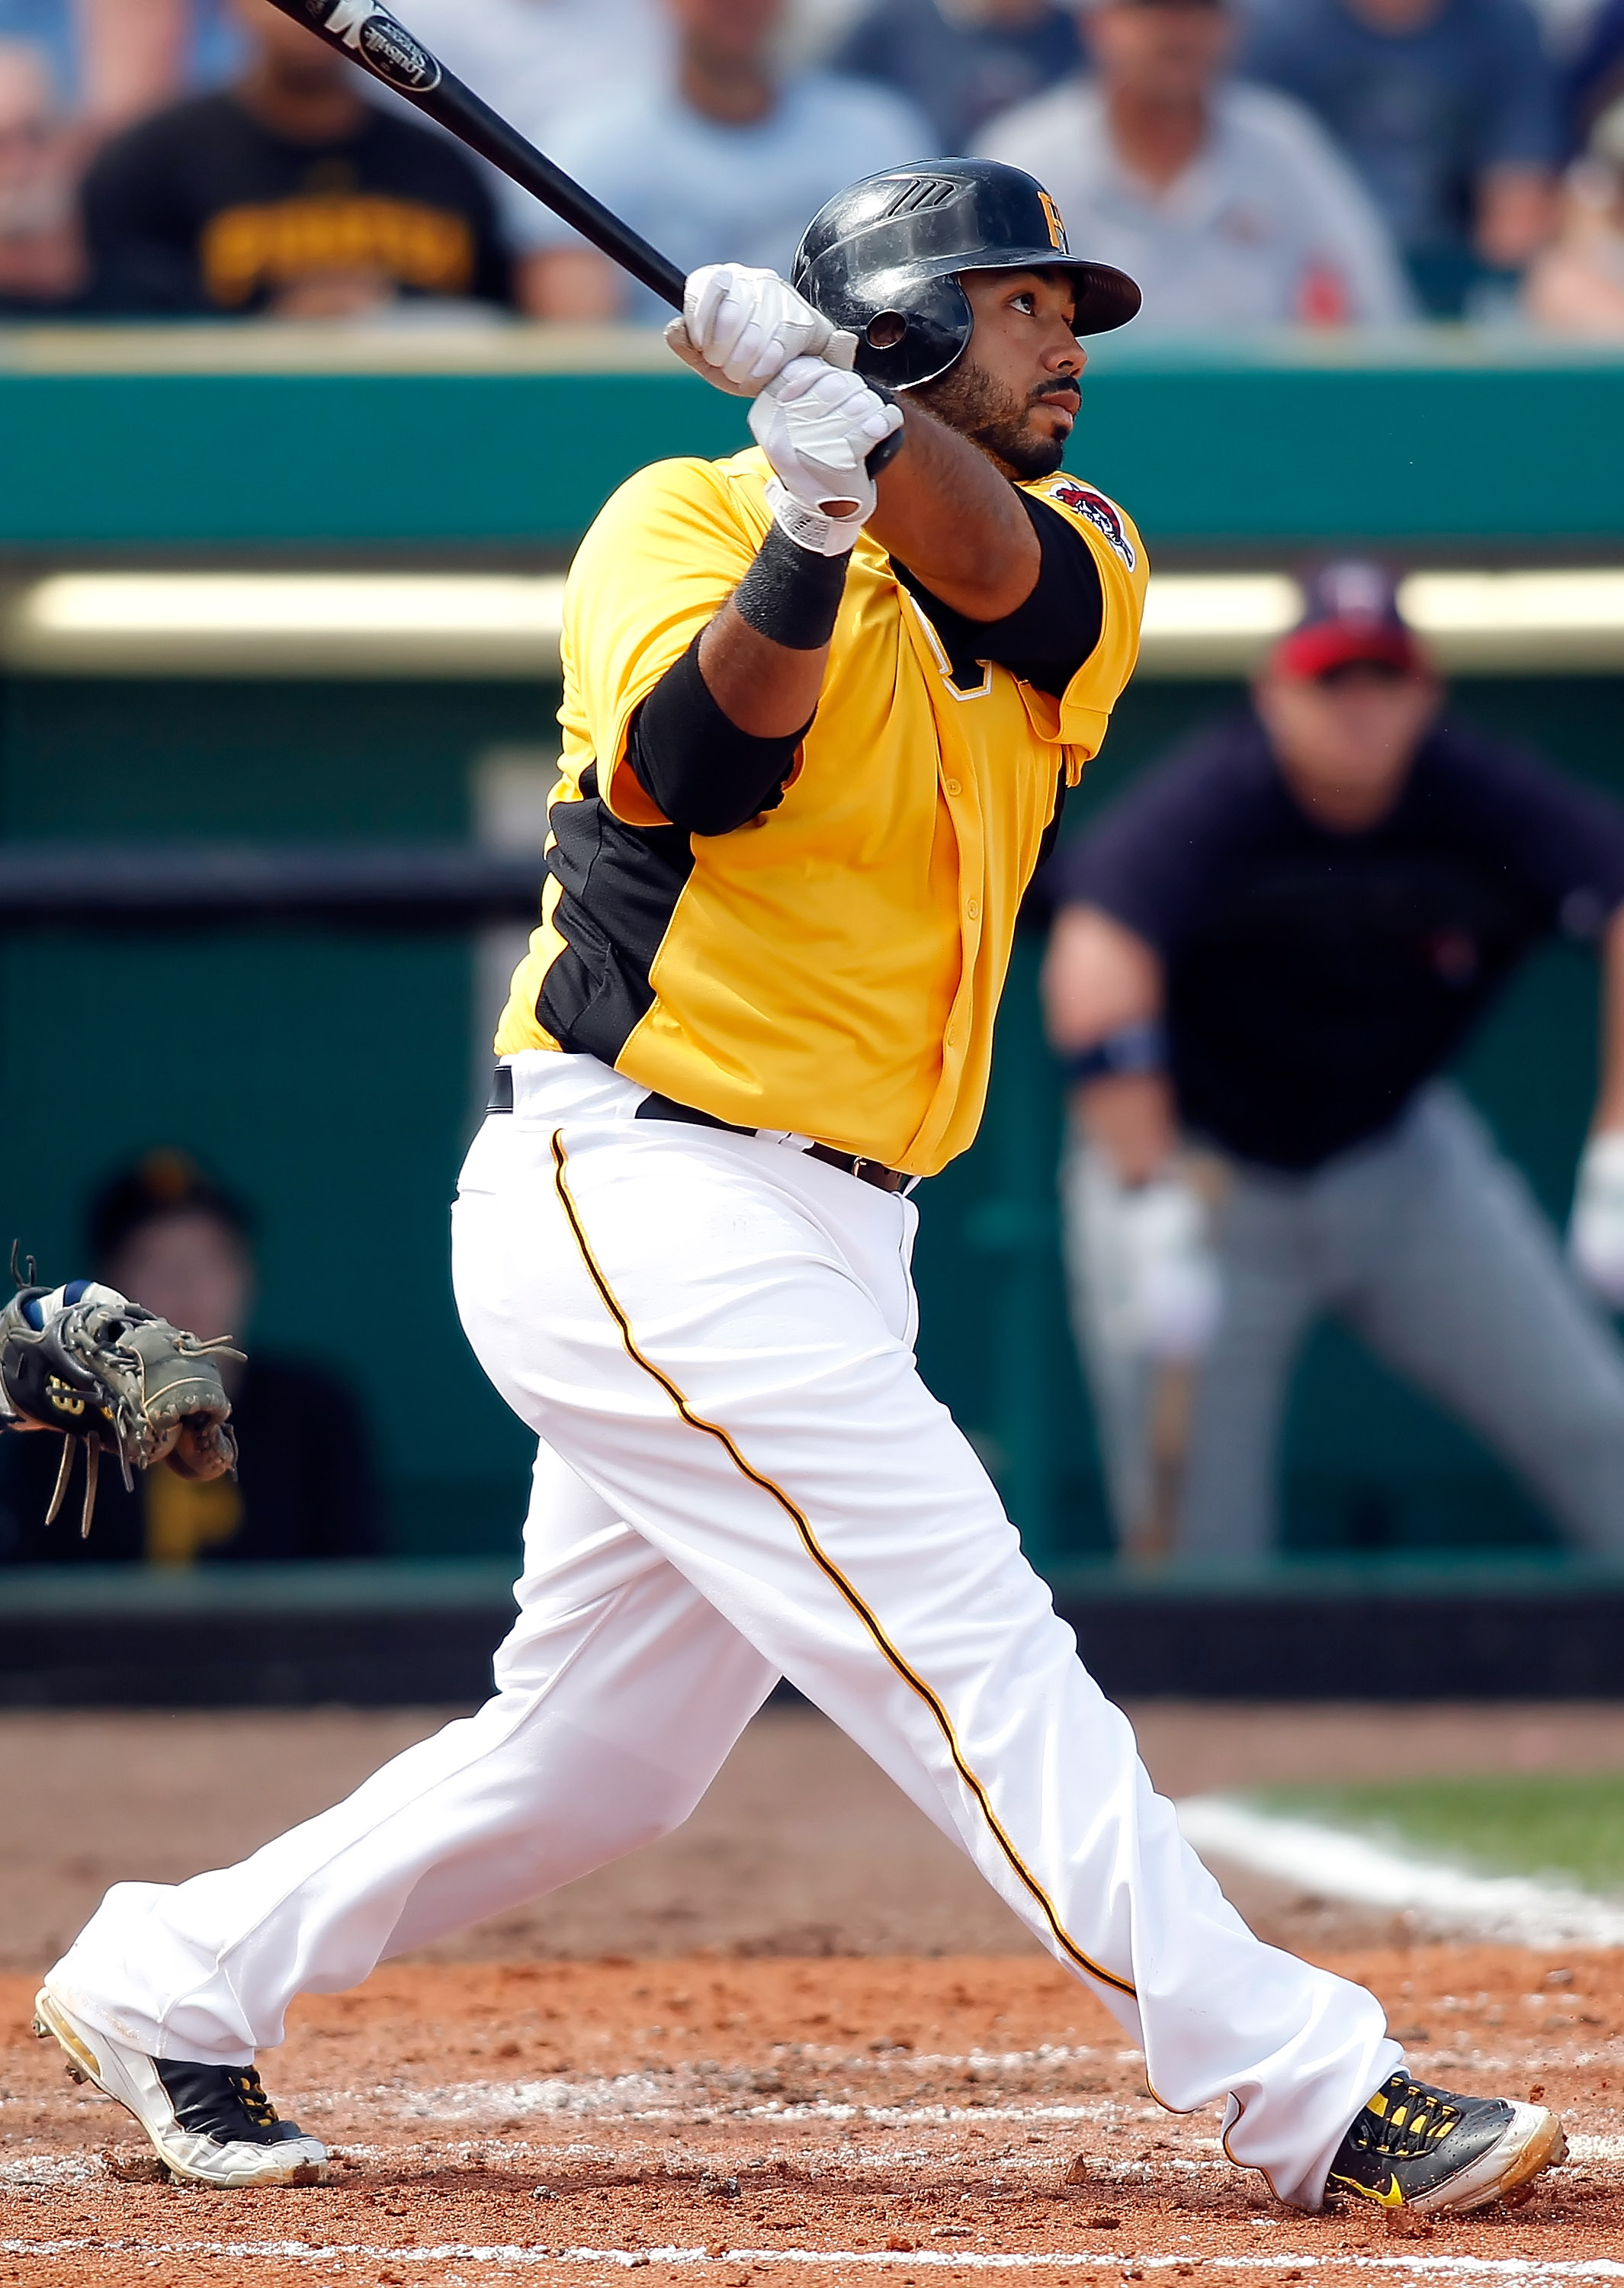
[1045,481,1136,570]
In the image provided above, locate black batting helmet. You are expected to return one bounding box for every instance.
[791,159,1141,391]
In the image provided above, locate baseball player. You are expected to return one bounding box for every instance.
[34,160,1563,2219]
[1045,562,1624,1560]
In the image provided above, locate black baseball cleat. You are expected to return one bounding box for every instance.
[33,1983,328,2187]
[1325,2069,1566,2216]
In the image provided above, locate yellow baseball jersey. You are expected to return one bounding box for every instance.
[496,445,1147,1179]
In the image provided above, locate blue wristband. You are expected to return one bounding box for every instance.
[1059,1020,1167,1088]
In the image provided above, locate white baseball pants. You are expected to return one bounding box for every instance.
[51,1051,1397,2209]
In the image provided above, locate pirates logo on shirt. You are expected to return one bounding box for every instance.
[1045,480,1136,570]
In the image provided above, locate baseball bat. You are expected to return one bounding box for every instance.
[260,0,687,309]
[262,0,906,478]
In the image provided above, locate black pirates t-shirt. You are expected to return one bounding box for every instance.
[83,91,512,315]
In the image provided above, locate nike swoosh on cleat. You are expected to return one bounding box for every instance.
[1331,2171,1406,2209]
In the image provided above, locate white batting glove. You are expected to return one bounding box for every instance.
[746,356,903,557]
[664,263,859,397]
[1570,1130,1624,1306]
[1115,1176,1224,1361]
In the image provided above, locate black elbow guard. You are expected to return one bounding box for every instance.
[628,638,810,837]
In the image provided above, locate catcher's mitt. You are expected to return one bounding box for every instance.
[0,1258,242,1538]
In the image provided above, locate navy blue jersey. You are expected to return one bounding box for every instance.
[1048,712,1624,1171]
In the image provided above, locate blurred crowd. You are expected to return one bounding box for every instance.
[7,0,1624,329]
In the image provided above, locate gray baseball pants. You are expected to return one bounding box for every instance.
[1062,1082,1624,1558]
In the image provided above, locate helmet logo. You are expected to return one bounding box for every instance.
[1037,191,1068,253]
[878,175,964,220]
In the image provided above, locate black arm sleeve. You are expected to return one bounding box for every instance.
[627,635,811,839]
[893,494,1103,696]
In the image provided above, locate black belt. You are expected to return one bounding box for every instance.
[487,1068,907,1195]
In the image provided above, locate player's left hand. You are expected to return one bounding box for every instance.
[1569,1130,1624,1306]
[1113,1174,1224,1361]
[747,356,904,556]
[665,263,858,396]
[0,1270,242,1536]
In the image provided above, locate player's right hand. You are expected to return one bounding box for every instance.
[665,264,858,395]
[1569,1130,1624,1306]
[747,357,903,556]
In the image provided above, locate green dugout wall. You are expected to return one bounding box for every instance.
[2,328,1622,1570]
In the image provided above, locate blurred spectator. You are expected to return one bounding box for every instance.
[75,0,245,137]
[830,0,1081,156]
[0,4,248,312]
[0,1,243,143]
[1042,564,1624,1560]
[977,0,1413,329]
[515,0,932,323]
[1536,0,1612,49]
[0,1149,379,1566]
[80,0,512,318]
[0,2,72,114]
[1238,0,1561,317]
[1526,94,1624,326]
[1567,0,1624,144]
[0,40,82,306]
[394,0,673,160]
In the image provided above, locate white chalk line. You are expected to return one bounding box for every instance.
[740,2108,1131,2129]
[721,2052,1106,2074]
[29,2074,1605,2135]
[288,2082,1617,2134]
[4,2242,1624,2277]
[0,2148,1228,2193]
[1176,1799,1624,1950]
[0,2155,108,2186]
[290,2078,1146,2128]
[2,2135,1614,2195]
[8,2145,1619,2193]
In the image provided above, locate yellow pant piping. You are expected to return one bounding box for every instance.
[550,1128,1137,2003]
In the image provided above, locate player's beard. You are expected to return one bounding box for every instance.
[912,360,1070,480]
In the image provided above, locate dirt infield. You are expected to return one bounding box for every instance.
[8,1702,1624,1972]
[5,1703,1624,2283]
[2,1947,1620,2287]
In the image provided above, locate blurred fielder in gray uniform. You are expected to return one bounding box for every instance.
[1042,562,1624,1560]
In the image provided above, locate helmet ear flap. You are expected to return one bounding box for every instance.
[849,272,972,390]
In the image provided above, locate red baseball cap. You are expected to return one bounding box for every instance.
[1270,561,1429,682]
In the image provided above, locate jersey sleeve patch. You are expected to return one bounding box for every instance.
[1037,479,1138,571]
